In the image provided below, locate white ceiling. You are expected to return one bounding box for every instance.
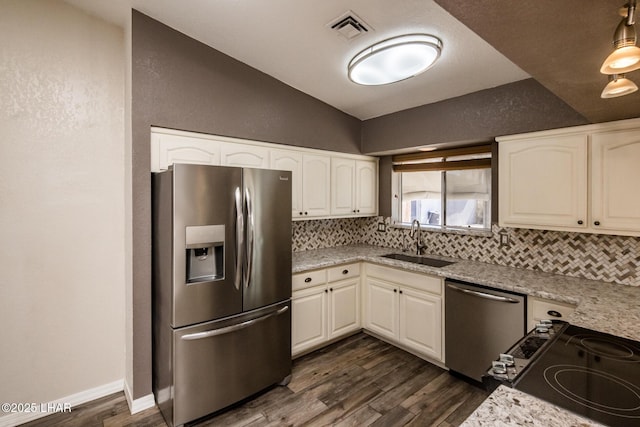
[66,0,529,120]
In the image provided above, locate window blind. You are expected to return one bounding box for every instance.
[392,144,492,172]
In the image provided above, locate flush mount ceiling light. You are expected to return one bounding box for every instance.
[601,1,640,75]
[348,34,442,85]
[601,73,639,98]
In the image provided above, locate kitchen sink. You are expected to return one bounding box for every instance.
[381,253,456,268]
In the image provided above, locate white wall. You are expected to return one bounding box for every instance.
[0,0,125,407]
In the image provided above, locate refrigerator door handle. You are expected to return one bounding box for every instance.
[234,187,243,291]
[244,187,254,289]
[180,305,289,341]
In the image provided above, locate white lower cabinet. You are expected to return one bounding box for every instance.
[527,297,576,331]
[292,264,360,356]
[399,287,442,360]
[293,262,444,363]
[364,263,444,362]
[364,277,398,340]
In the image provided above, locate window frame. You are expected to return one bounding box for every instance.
[391,146,495,236]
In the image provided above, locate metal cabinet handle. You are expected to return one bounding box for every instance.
[399,290,403,294]
[447,284,520,304]
[181,306,289,341]
[394,289,397,293]
[594,221,601,226]
[577,220,583,225]
[342,269,349,275]
[330,288,333,292]
[304,277,312,283]
[547,310,562,318]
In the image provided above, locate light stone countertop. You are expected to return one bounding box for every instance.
[459,386,604,427]
[292,244,640,427]
[292,244,640,342]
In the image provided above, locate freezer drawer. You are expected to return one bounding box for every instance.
[165,301,291,427]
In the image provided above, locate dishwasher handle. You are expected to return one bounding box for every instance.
[446,283,521,304]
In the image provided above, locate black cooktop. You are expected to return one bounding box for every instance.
[515,324,640,426]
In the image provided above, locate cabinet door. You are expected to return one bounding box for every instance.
[399,287,442,361]
[499,135,588,229]
[331,158,356,215]
[356,160,377,215]
[271,150,303,218]
[291,286,328,356]
[220,142,270,168]
[364,277,398,341]
[527,297,576,331]
[152,133,221,172]
[328,278,360,339]
[591,129,640,232]
[302,154,331,217]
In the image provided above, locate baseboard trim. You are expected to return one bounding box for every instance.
[124,380,155,414]
[0,379,124,427]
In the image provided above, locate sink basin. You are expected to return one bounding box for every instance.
[382,253,455,268]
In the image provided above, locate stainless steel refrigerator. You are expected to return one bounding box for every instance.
[152,164,292,427]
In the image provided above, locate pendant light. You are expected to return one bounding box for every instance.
[601,1,640,75]
[601,74,638,98]
[348,34,442,85]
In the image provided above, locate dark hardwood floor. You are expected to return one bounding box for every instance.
[22,334,488,427]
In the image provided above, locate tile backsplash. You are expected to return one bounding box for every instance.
[292,217,640,287]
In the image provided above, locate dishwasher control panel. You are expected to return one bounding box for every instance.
[483,320,568,388]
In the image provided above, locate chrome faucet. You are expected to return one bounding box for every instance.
[409,219,425,255]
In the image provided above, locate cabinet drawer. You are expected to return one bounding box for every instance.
[530,297,576,322]
[365,263,442,295]
[327,263,360,282]
[292,269,327,291]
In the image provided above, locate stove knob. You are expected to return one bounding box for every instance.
[492,361,507,375]
[499,353,515,367]
[535,323,550,334]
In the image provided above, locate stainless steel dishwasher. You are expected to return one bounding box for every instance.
[445,279,526,382]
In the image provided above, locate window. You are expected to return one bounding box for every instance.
[393,145,492,232]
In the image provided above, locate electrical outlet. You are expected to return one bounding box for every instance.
[377,222,386,232]
[499,230,510,247]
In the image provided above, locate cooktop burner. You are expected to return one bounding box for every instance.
[516,325,640,426]
[570,334,640,362]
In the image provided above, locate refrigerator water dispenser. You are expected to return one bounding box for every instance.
[185,225,225,283]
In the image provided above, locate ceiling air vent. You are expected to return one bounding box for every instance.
[328,11,372,40]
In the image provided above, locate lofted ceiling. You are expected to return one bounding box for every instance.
[65,0,529,120]
[65,0,639,123]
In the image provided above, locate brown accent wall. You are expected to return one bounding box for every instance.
[131,10,361,398]
[364,79,588,213]
[361,79,588,154]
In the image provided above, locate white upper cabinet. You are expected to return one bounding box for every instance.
[271,149,303,218]
[302,154,331,218]
[355,160,378,215]
[220,142,270,168]
[331,158,356,215]
[151,133,220,172]
[499,134,588,230]
[591,129,640,232]
[498,118,640,236]
[331,158,378,216]
[151,127,377,220]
